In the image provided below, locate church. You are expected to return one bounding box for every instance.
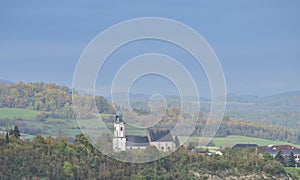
[112,115,176,152]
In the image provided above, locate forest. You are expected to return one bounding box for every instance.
[0,132,296,179]
[0,82,115,119]
[160,108,300,145]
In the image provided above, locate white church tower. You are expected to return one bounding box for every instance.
[113,115,126,151]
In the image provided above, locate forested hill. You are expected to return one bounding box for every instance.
[0,82,115,118]
[0,134,292,179]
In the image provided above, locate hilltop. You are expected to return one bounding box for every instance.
[0,82,114,116]
[0,82,114,138]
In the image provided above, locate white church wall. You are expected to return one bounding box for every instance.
[113,137,126,151]
[150,141,176,152]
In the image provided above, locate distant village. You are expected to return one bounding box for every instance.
[189,144,300,168]
[112,115,300,167]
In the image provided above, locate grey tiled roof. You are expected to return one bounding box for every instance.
[232,144,258,149]
[260,148,300,155]
[126,135,149,147]
[147,128,174,142]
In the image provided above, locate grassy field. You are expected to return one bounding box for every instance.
[0,108,81,138]
[285,167,300,179]
[0,108,40,120]
[214,135,300,148]
[0,108,145,139]
[180,135,300,148]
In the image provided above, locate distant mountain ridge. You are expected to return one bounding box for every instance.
[108,90,300,113]
[263,90,300,99]
[109,91,300,102]
[117,91,300,130]
[0,79,13,84]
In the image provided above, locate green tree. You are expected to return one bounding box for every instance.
[9,128,13,135]
[75,133,90,147]
[5,132,9,144]
[275,149,285,165]
[262,160,285,175]
[63,161,74,178]
[262,152,273,161]
[95,133,112,155]
[287,151,296,167]
[174,136,180,148]
[13,124,21,138]
[187,142,195,151]
[0,135,5,145]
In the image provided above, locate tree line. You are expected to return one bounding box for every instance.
[158,107,300,145]
[0,133,294,179]
[214,119,300,144]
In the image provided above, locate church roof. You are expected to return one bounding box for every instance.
[115,115,123,123]
[126,135,149,147]
[260,145,299,150]
[259,145,300,155]
[147,128,174,142]
[232,144,258,149]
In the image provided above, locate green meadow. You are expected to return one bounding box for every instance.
[0,108,40,120]
[180,135,300,148]
[0,108,146,139]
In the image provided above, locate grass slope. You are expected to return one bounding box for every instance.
[0,108,40,120]
[214,135,300,148]
[182,135,300,148]
[0,108,144,139]
[285,167,300,179]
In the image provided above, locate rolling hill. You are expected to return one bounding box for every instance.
[0,81,300,146]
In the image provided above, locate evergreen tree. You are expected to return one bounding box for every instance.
[275,149,285,165]
[5,132,9,144]
[13,124,21,138]
[187,142,195,151]
[287,151,296,167]
[174,136,180,148]
[9,128,13,135]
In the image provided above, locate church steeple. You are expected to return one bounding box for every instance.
[115,115,122,123]
[113,115,126,151]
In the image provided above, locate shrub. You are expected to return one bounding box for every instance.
[262,160,285,175]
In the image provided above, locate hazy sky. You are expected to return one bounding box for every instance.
[0,1,299,97]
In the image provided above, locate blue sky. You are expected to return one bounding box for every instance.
[0,0,299,97]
